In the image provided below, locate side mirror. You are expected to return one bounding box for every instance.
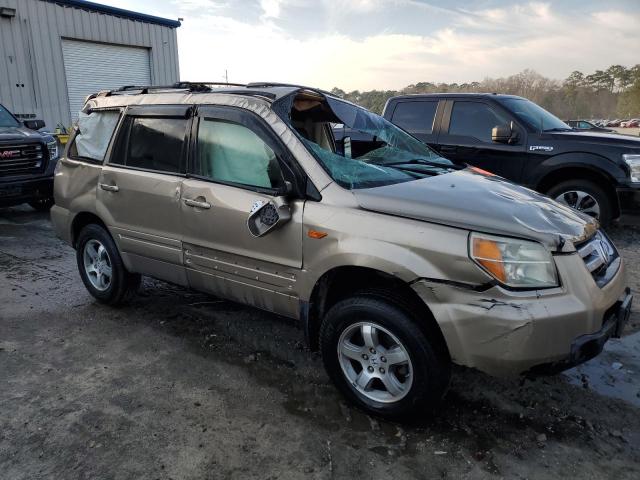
[247,197,292,237]
[24,119,45,130]
[492,122,518,144]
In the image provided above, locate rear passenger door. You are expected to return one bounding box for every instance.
[180,105,304,318]
[387,99,441,146]
[436,100,527,181]
[97,105,191,285]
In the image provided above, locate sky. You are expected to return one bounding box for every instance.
[98,0,640,91]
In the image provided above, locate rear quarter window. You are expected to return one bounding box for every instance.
[68,110,121,162]
[391,101,438,137]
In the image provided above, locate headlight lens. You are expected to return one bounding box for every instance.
[47,140,58,161]
[623,154,640,182]
[469,232,558,288]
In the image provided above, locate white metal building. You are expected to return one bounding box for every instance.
[0,0,180,129]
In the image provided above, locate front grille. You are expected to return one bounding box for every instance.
[577,230,618,286]
[0,143,45,177]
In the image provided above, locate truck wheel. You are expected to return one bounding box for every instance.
[547,179,612,226]
[28,197,54,212]
[320,294,450,419]
[76,224,141,305]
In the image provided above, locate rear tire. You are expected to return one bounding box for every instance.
[28,197,54,212]
[320,293,450,419]
[547,179,612,226]
[76,224,141,305]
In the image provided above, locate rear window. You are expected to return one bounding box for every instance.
[391,101,438,136]
[68,111,120,161]
[111,117,188,173]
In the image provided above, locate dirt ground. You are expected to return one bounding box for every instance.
[1,206,639,480]
[610,127,640,137]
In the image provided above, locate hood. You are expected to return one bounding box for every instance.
[353,169,598,251]
[548,130,640,149]
[0,125,45,142]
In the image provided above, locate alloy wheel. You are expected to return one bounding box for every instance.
[83,239,113,291]
[554,190,601,218]
[337,321,413,403]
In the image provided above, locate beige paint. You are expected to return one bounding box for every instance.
[51,91,629,377]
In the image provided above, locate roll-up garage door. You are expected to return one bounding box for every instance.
[62,39,151,122]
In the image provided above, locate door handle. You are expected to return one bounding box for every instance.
[184,198,211,209]
[99,183,119,192]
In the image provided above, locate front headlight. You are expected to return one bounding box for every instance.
[46,140,59,161]
[469,232,558,288]
[623,154,640,182]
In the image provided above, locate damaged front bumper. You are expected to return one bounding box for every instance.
[411,252,630,377]
[527,288,632,375]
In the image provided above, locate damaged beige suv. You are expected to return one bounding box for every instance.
[52,82,632,418]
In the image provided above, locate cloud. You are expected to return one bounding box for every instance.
[260,0,281,19]
[97,0,640,90]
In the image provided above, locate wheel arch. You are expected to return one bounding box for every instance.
[535,164,620,218]
[70,211,109,249]
[302,265,450,361]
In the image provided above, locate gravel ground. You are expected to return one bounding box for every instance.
[1,206,639,480]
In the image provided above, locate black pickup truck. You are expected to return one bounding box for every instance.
[334,93,640,225]
[0,103,58,211]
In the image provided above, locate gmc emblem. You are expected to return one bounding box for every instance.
[0,150,20,159]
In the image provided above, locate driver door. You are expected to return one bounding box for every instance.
[436,100,527,181]
[181,105,304,318]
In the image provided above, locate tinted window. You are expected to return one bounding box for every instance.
[69,111,120,161]
[112,117,187,173]
[448,102,510,143]
[578,121,592,129]
[498,98,569,132]
[196,119,285,190]
[391,101,438,136]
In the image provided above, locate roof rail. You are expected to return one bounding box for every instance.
[246,82,334,96]
[176,81,247,88]
[106,82,248,95]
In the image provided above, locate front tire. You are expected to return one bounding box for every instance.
[28,197,54,212]
[320,294,450,419]
[547,179,613,226]
[76,224,141,305]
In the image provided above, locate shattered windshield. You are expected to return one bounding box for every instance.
[286,95,457,190]
[0,104,20,128]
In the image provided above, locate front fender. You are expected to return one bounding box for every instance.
[299,203,491,300]
[533,152,625,187]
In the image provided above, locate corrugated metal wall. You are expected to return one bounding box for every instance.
[61,39,151,121]
[0,0,179,129]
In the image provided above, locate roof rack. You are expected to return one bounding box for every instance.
[246,82,334,96]
[108,82,248,95]
[87,82,279,102]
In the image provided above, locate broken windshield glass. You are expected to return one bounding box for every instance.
[283,94,456,190]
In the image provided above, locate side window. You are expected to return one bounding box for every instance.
[111,117,187,173]
[195,118,285,191]
[448,102,510,143]
[391,101,438,136]
[68,110,120,162]
[578,121,591,129]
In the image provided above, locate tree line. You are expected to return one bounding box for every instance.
[330,65,640,120]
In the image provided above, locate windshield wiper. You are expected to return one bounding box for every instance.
[382,158,464,170]
[371,158,464,170]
